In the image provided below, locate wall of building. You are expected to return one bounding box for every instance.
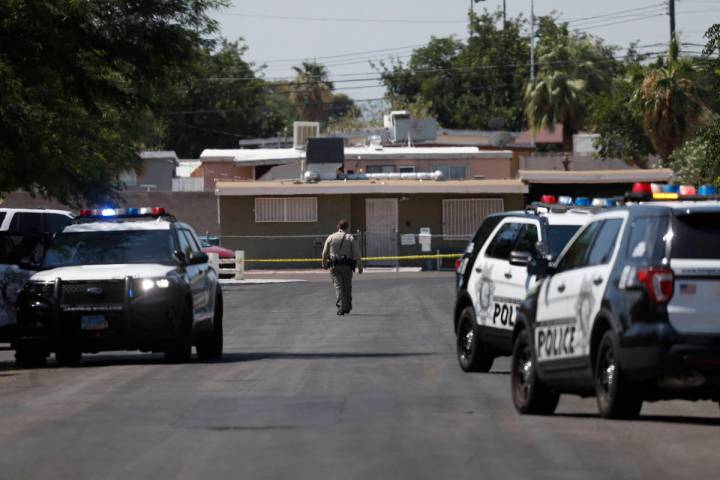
[218,192,524,269]
[125,159,175,192]
[193,162,254,191]
[1,191,219,235]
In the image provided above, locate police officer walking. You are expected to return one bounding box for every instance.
[322,219,363,315]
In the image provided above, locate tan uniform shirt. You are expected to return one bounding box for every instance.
[322,230,363,272]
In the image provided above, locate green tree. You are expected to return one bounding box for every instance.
[289,61,334,122]
[377,10,530,130]
[0,0,226,205]
[632,40,707,164]
[671,119,720,186]
[160,41,289,158]
[525,26,618,151]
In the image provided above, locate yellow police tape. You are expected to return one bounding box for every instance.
[241,253,463,263]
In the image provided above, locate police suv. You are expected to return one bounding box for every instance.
[511,186,720,418]
[454,197,598,372]
[15,207,223,367]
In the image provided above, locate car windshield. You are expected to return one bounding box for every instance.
[42,230,175,268]
[671,212,720,259]
[547,225,581,258]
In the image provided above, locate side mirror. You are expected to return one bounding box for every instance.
[535,240,549,256]
[527,255,555,278]
[509,250,533,267]
[188,251,209,265]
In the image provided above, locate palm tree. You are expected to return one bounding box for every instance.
[632,41,706,164]
[290,61,334,122]
[524,72,586,151]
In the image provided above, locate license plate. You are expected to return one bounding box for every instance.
[81,315,108,331]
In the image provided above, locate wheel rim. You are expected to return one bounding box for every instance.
[458,318,474,361]
[514,340,533,403]
[596,343,616,401]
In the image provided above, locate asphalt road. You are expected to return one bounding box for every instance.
[0,272,718,479]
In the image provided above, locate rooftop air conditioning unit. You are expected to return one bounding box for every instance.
[293,121,320,150]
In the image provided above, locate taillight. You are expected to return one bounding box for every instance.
[455,258,463,273]
[636,267,674,303]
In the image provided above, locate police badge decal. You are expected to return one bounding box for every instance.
[475,263,496,325]
[574,276,596,338]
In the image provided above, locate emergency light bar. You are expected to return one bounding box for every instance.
[627,183,720,202]
[78,207,168,218]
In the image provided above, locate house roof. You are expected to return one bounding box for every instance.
[139,150,178,164]
[215,179,528,196]
[200,148,305,166]
[518,169,674,184]
[514,124,564,145]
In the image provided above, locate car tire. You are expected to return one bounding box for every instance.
[456,307,494,372]
[196,294,223,361]
[511,329,559,415]
[15,345,47,369]
[595,331,642,419]
[55,346,82,367]
[165,300,193,363]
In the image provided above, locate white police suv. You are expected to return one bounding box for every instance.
[454,197,598,372]
[15,207,223,367]
[511,185,720,418]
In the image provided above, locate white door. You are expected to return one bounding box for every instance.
[535,214,627,363]
[467,218,540,331]
[365,198,398,261]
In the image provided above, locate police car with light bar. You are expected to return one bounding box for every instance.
[454,195,603,372]
[14,207,223,367]
[511,183,720,418]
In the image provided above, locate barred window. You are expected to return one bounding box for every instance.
[255,197,318,223]
[442,198,505,240]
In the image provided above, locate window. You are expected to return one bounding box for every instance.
[433,165,467,180]
[546,225,581,258]
[9,212,43,233]
[514,224,539,256]
[0,212,5,227]
[398,166,416,173]
[46,214,71,233]
[486,222,523,260]
[255,197,318,223]
[120,170,137,186]
[556,221,603,272]
[586,219,623,265]
[670,213,720,259]
[179,229,201,255]
[442,198,505,240]
[366,165,396,173]
[177,230,193,257]
[627,216,668,263]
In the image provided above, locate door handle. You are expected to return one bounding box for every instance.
[592,275,603,286]
[558,283,566,292]
[504,272,512,279]
[475,267,482,273]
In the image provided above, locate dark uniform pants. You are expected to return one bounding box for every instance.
[331,265,353,312]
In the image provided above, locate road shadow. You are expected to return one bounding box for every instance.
[1,351,436,370]
[218,351,436,363]
[554,412,720,426]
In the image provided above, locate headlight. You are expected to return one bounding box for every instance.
[140,278,171,291]
[24,282,54,297]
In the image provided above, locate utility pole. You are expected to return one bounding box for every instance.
[529,0,536,148]
[668,0,676,43]
[503,0,507,26]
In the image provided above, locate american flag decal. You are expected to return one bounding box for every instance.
[679,284,696,295]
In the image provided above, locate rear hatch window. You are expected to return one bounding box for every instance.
[668,212,720,335]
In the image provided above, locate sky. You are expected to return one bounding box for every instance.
[212,0,719,106]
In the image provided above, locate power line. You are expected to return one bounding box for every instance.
[216,12,464,25]
[564,3,665,24]
[254,43,429,65]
